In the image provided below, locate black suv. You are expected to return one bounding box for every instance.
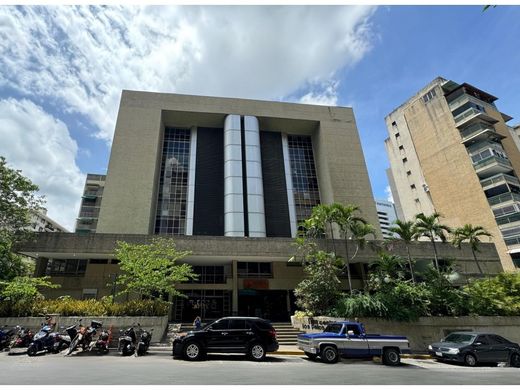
[172,317,278,361]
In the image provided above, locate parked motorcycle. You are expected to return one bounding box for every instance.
[8,326,33,354]
[93,324,112,354]
[118,324,138,356]
[65,319,103,356]
[136,324,153,357]
[50,325,73,354]
[0,325,15,351]
[27,323,56,356]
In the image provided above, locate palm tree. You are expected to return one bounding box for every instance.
[388,220,417,283]
[413,212,451,271]
[369,252,406,283]
[332,203,368,294]
[310,204,340,255]
[451,224,492,275]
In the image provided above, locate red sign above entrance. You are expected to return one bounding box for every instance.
[243,279,269,289]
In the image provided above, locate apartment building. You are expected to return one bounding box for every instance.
[385,77,519,271]
[75,174,105,233]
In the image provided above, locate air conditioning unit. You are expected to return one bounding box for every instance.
[422,184,430,192]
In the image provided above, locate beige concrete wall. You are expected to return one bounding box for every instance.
[315,117,382,238]
[96,98,163,234]
[385,79,515,271]
[292,315,520,352]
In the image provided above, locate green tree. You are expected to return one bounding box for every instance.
[451,224,492,275]
[0,276,60,302]
[114,238,197,299]
[368,252,407,289]
[413,212,451,271]
[388,219,418,283]
[0,156,45,281]
[464,272,520,316]
[294,250,342,316]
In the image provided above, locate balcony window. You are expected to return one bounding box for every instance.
[46,259,87,276]
[237,262,272,278]
[185,265,228,284]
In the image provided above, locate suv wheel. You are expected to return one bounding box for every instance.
[184,341,203,361]
[464,353,477,367]
[248,343,266,361]
[320,345,339,364]
[510,353,520,368]
[382,348,400,366]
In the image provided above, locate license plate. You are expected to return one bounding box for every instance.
[435,352,442,357]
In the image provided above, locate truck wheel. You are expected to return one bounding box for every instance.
[320,346,339,364]
[183,341,203,361]
[382,348,401,366]
[305,352,318,361]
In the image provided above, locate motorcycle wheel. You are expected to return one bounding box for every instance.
[66,336,79,356]
[27,344,38,357]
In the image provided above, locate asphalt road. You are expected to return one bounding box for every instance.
[1,350,519,385]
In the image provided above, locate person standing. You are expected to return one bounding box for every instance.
[193,316,202,330]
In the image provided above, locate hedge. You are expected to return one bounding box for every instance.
[0,298,170,317]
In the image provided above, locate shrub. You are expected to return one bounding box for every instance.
[375,281,431,321]
[464,272,520,316]
[0,299,170,317]
[331,292,388,318]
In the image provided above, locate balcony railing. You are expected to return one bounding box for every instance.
[488,192,520,206]
[454,107,483,124]
[496,212,520,226]
[473,155,512,171]
[480,173,520,189]
[505,236,520,246]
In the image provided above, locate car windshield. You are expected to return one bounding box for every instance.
[444,333,476,344]
[323,324,343,334]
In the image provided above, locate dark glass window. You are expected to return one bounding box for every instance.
[46,259,87,276]
[287,135,320,226]
[186,266,227,284]
[229,319,247,330]
[475,335,490,345]
[155,128,191,235]
[237,262,272,278]
[89,259,108,264]
[211,319,229,330]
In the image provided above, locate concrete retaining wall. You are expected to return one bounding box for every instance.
[0,316,168,344]
[291,316,520,352]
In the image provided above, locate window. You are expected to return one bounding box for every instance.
[402,157,408,163]
[410,184,416,189]
[155,128,191,235]
[345,324,361,335]
[391,121,397,127]
[237,262,272,278]
[487,335,510,345]
[46,259,87,276]
[475,335,490,345]
[287,135,321,225]
[82,289,97,300]
[398,145,404,150]
[422,88,437,103]
[211,319,229,330]
[395,133,400,139]
[111,259,120,264]
[406,170,412,176]
[186,266,227,284]
[89,259,108,264]
[229,319,247,330]
[414,198,420,203]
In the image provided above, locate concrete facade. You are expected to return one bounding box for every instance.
[385,78,518,271]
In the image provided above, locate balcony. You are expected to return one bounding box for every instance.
[488,192,520,206]
[454,107,498,128]
[474,155,513,177]
[460,123,504,145]
[496,212,520,226]
[480,173,520,191]
[82,192,98,200]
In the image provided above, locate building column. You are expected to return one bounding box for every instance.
[244,116,266,237]
[185,126,197,235]
[232,260,238,315]
[34,257,49,277]
[281,134,298,237]
[224,115,245,236]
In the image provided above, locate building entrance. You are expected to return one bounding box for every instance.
[172,289,231,322]
[238,289,291,322]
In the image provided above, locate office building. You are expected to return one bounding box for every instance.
[75,174,105,233]
[375,199,398,239]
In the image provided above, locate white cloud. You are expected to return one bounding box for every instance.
[299,81,339,106]
[0,98,84,231]
[0,5,377,144]
[385,185,394,203]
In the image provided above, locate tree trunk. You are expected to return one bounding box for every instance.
[406,245,415,283]
[344,236,353,295]
[431,237,440,271]
[329,221,337,256]
[472,248,484,275]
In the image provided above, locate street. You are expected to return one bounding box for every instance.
[1,350,519,385]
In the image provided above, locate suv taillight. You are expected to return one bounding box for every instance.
[269,329,277,339]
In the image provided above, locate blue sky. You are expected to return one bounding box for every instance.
[0,5,519,230]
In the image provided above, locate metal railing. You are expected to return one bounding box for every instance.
[488,192,520,206]
[496,212,520,226]
[454,107,483,124]
[473,155,512,171]
[505,236,520,246]
[480,173,520,188]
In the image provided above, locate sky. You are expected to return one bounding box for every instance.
[0,5,520,231]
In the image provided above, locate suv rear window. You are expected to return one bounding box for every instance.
[251,320,272,331]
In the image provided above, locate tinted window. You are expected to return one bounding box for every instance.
[488,335,510,344]
[475,335,490,345]
[252,320,272,331]
[444,333,476,344]
[210,320,229,330]
[346,325,361,335]
[324,324,343,334]
[229,320,247,330]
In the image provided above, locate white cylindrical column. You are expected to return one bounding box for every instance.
[224,114,244,236]
[185,126,197,235]
[244,116,266,237]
